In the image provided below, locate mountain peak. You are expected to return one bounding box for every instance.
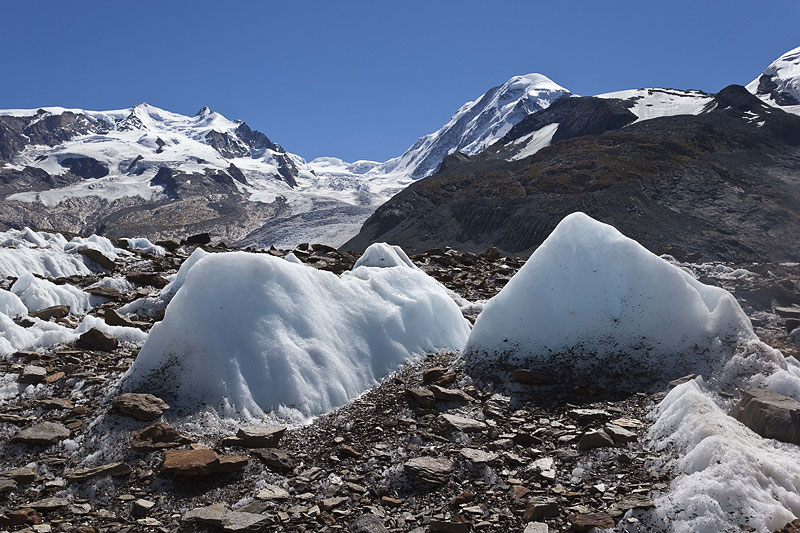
[502,73,570,94]
[747,45,800,112]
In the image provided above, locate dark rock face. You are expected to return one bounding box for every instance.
[344,85,800,262]
[753,74,800,107]
[59,156,109,179]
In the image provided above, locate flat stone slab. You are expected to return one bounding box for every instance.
[111,393,169,421]
[65,462,132,482]
[404,456,453,485]
[12,422,70,445]
[441,413,487,433]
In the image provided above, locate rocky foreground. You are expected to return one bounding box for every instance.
[1,238,799,532]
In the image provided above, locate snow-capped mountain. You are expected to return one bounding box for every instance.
[0,104,386,246]
[747,45,800,115]
[309,73,571,187]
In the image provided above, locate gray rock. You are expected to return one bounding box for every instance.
[568,408,611,424]
[221,511,269,531]
[350,513,389,533]
[256,484,290,500]
[604,424,638,445]
[29,497,70,511]
[404,456,453,485]
[459,447,497,464]
[12,422,70,445]
[111,392,169,420]
[183,503,228,525]
[235,424,286,447]
[132,498,156,518]
[524,523,548,533]
[18,365,47,384]
[441,413,486,433]
[730,389,800,445]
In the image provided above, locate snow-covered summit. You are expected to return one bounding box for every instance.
[311,73,571,188]
[747,45,800,115]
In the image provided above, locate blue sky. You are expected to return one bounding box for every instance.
[1,1,798,162]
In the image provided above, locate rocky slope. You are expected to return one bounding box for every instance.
[0,236,798,532]
[343,85,800,262]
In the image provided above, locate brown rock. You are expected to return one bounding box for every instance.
[131,422,192,451]
[111,393,169,421]
[0,507,41,527]
[251,448,295,472]
[85,286,123,300]
[65,462,132,482]
[78,248,116,270]
[568,512,615,531]
[162,448,219,476]
[430,384,475,403]
[422,367,456,385]
[578,429,615,451]
[29,305,70,321]
[405,387,435,408]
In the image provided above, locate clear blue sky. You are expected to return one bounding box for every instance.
[1,1,798,162]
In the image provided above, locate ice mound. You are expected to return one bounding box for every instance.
[353,242,417,269]
[0,289,27,317]
[0,227,127,278]
[123,237,166,256]
[11,273,98,314]
[121,248,470,419]
[461,212,756,390]
[635,375,800,532]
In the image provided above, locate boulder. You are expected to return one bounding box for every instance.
[76,328,119,352]
[77,248,116,271]
[28,305,69,321]
[251,448,295,472]
[186,233,211,246]
[111,393,169,421]
[459,447,497,464]
[161,448,219,476]
[729,389,800,445]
